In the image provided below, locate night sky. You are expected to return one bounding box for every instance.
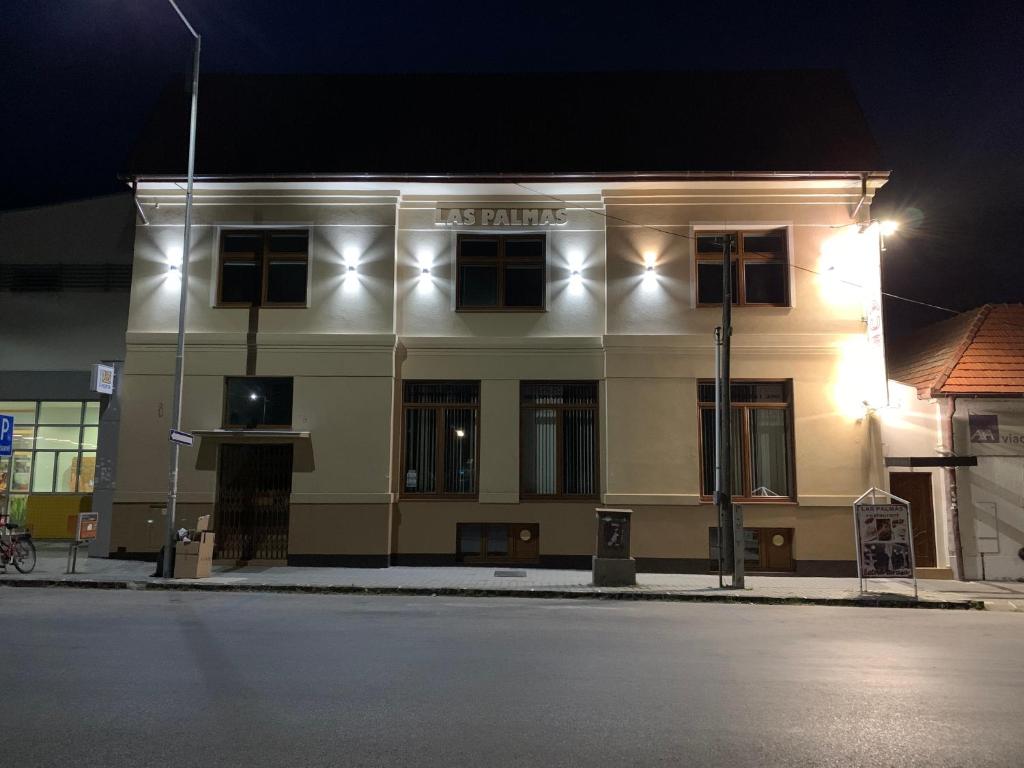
[3,0,1022,334]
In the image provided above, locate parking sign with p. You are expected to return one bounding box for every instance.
[0,414,13,457]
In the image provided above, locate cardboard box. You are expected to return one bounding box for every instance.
[174,532,215,579]
[195,515,211,533]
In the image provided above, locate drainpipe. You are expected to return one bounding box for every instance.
[940,396,966,580]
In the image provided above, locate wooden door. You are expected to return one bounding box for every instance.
[763,528,794,571]
[889,472,936,568]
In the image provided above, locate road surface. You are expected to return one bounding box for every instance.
[6,589,1022,767]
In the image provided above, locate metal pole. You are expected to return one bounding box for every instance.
[718,234,735,586]
[162,1,201,579]
[714,326,723,588]
[732,504,744,588]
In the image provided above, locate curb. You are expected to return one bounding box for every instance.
[0,577,986,610]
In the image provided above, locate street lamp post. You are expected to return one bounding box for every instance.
[162,0,201,578]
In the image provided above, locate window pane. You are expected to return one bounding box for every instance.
[742,231,786,256]
[730,411,743,497]
[700,408,716,496]
[731,382,787,404]
[38,402,82,425]
[224,377,293,428]
[84,402,100,425]
[56,452,78,492]
[11,452,32,493]
[459,265,499,306]
[522,382,597,406]
[78,452,97,493]
[503,264,544,307]
[6,495,28,526]
[744,529,761,564]
[13,426,34,450]
[504,238,544,259]
[522,408,557,495]
[221,261,260,304]
[458,524,481,558]
[744,262,788,304]
[486,525,509,556]
[266,260,308,304]
[460,239,499,259]
[35,426,81,450]
[32,452,55,492]
[444,409,477,494]
[81,427,98,451]
[563,408,596,495]
[697,261,739,304]
[269,232,308,253]
[223,233,263,253]
[696,234,729,254]
[404,409,436,493]
[750,409,792,497]
[0,402,37,425]
[404,382,479,405]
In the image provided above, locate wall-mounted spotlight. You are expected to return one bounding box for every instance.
[347,265,356,273]
[421,267,430,275]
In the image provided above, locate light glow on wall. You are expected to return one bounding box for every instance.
[567,250,584,295]
[166,246,183,281]
[342,246,360,293]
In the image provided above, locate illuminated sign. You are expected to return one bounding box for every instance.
[435,208,568,226]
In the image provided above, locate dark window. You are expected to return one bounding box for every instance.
[224,377,294,429]
[218,230,308,307]
[695,230,789,306]
[402,381,479,496]
[698,380,794,501]
[457,234,545,310]
[456,523,540,563]
[521,382,598,498]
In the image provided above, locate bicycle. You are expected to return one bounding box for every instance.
[0,514,35,574]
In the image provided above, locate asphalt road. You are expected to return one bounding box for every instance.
[6,589,1023,767]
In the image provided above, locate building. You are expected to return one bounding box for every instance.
[885,304,1024,580]
[108,71,893,575]
[0,193,135,547]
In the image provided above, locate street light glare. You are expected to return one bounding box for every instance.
[879,219,899,236]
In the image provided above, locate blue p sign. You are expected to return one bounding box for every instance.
[0,415,12,456]
[0,414,12,457]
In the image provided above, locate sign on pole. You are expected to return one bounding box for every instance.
[853,487,918,599]
[90,363,116,395]
[0,414,13,457]
[169,429,194,447]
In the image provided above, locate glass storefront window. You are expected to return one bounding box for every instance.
[4,401,99,495]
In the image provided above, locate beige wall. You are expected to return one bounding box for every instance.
[111,179,887,567]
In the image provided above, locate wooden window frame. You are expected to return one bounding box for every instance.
[519,381,600,500]
[400,381,481,500]
[694,229,790,307]
[222,376,294,430]
[217,230,309,308]
[455,233,546,312]
[697,379,797,503]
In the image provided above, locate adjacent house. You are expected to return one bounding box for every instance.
[885,304,1024,580]
[108,70,893,575]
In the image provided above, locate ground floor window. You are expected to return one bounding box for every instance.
[698,381,795,501]
[457,522,539,563]
[0,401,99,522]
[520,381,598,498]
[402,381,480,496]
[709,527,794,571]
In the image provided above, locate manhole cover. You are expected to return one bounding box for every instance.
[494,570,527,578]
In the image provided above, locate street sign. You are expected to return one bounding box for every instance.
[76,512,99,541]
[0,414,13,457]
[169,429,194,447]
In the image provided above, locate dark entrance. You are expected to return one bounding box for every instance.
[888,472,937,568]
[215,444,293,563]
[456,523,539,564]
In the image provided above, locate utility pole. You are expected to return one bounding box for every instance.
[162,0,201,578]
[717,233,743,589]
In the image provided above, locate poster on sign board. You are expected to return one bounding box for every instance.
[852,490,918,599]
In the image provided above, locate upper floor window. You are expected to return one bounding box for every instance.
[698,381,795,502]
[456,234,545,311]
[402,381,480,496]
[218,230,309,307]
[520,382,599,498]
[223,377,294,429]
[695,230,789,307]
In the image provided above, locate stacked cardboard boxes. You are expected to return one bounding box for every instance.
[173,515,215,579]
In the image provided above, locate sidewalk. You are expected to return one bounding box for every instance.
[4,543,1023,610]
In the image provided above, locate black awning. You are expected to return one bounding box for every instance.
[885,456,978,468]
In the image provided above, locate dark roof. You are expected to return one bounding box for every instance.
[888,304,1024,397]
[126,70,884,179]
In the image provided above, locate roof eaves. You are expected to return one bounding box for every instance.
[930,305,994,397]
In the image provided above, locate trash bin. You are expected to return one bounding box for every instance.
[592,508,636,586]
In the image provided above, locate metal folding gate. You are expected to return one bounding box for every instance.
[215,444,293,562]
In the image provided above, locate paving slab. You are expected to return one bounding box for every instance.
[3,542,1018,609]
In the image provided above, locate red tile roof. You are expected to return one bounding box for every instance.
[888,304,1024,397]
